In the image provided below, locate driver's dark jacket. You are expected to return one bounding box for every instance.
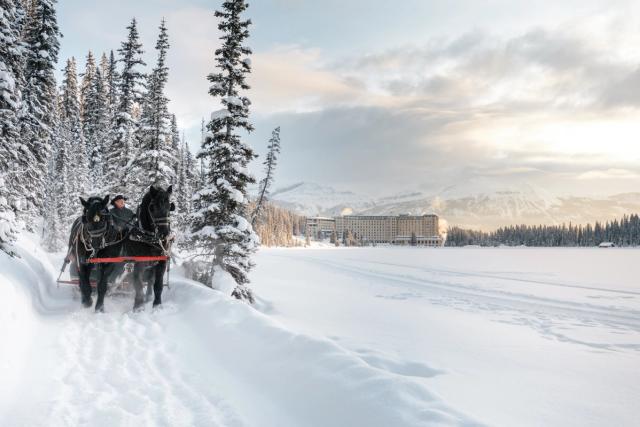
[109,206,135,233]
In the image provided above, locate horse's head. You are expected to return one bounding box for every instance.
[146,185,174,238]
[80,195,110,239]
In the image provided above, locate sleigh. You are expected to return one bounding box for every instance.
[56,255,170,293]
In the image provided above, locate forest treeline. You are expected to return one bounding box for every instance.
[446,214,640,247]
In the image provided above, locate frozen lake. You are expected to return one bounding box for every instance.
[254,246,640,426]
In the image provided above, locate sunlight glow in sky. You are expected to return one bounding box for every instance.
[57,0,640,197]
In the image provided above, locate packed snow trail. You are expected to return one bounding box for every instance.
[0,235,481,426]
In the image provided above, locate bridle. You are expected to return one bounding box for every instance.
[148,201,171,233]
[135,197,172,256]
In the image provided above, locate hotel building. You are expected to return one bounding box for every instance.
[306,214,443,246]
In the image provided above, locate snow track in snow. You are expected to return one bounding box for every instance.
[50,303,244,427]
[279,253,640,351]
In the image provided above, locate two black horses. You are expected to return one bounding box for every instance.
[67,185,174,312]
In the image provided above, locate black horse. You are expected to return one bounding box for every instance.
[67,195,123,311]
[124,185,174,310]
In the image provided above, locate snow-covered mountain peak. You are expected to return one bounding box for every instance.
[270,182,373,216]
[437,177,559,207]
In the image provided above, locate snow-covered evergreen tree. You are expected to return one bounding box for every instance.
[170,114,181,177]
[79,50,96,123]
[195,117,208,192]
[252,126,280,226]
[188,0,258,301]
[176,134,195,233]
[84,66,109,183]
[19,0,61,228]
[102,50,119,175]
[104,50,119,120]
[60,57,89,203]
[106,18,146,195]
[0,0,25,255]
[53,109,73,229]
[42,95,65,251]
[99,52,109,82]
[130,19,175,198]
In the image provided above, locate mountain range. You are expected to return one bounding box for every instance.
[268,180,640,230]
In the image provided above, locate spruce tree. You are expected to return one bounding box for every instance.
[170,114,181,176]
[104,50,119,121]
[52,105,73,234]
[106,18,146,195]
[195,117,208,192]
[252,126,280,226]
[19,0,61,228]
[61,57,89,203]
[176,135,195,233]
[130,19,175,198]
[84,66,109,183]
[42,95,65,251]
[188,0,258,301]
[103,50,119,175]
[79,50,96,123]
[0,0,24,255]
[99,52,109,83]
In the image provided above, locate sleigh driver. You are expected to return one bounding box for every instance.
[109,194,135,236]
[108,194,135,284]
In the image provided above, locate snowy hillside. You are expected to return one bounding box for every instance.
[0,234,479,426]
[270,181,640,230]
[269,182,375,216]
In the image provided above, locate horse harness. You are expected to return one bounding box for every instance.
[74,209,124,262]
[129,203,172,257]
[67,199,172,272]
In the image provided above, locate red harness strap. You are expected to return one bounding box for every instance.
[88,256,168,263]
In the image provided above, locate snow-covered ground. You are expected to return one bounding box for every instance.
[253,246,640,427]
[0,236,478,427]
[2,236,639,426]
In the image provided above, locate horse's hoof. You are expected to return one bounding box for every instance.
[133,300,145,312]
[95,302,105,313]
[81,296,93,308]
[152,300,162,308]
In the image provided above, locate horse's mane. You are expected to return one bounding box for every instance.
[86,196,105,205]
[138,190,154,232]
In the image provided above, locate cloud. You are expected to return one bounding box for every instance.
[331,26,634,112]
[249,46,366,113]
[577,169,640,180]
[56,1,640,198]
[242,13,640,197]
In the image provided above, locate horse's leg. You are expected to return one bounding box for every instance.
[144,266,154,302]
[95,264,112,312]
[132,263,145,311]
[79,263,92,308]
[152,261,166,307]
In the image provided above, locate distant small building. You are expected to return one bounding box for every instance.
[598,242,615,248]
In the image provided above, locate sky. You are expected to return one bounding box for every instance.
[57,0,640,198]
